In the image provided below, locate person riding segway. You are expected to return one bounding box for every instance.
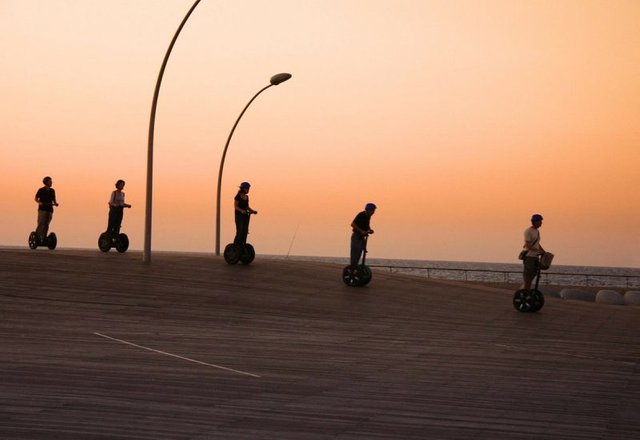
[342,234,373,286]
[343,203,376,286]
[224,181,258,265]
[29,176,59,250]
[98,179,132,253]
[513,252,554,312]
[513,213,553,312]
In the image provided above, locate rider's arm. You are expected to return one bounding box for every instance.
[351,221,367,235]
[524,239,544,255]
[108,191,117,208]
[523,228,539,252]
[234,199,246,215]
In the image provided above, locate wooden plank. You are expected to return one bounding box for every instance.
[1,249,639,439]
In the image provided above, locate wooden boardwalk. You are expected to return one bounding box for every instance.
[1,248,639,439]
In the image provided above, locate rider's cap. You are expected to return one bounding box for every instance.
[531,214,543,222]
[365,203,377,211]
[240,182,251,189]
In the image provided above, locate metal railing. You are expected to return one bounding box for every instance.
[367,265,640,289]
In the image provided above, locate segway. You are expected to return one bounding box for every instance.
[98,231,129,253]
[224,212,256,265]
[513,252,554,313]
[28,231,57,250]
[224,242,255,265]
[342,235,373,287]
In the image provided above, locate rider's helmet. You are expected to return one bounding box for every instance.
[531,214,543,222]
[365,203,377,211]
[240,182,251,189]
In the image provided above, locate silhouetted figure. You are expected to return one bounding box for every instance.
[522,213,546,289]
[350,203,376,266]
[107,179,131,235]
[234,182,257,245]
[34,176,58,241]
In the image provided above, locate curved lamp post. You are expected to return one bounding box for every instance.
[215,73,292,256]
[143,0,203,264]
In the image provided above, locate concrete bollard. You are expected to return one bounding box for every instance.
[538,286,561,298]
[595,290,625,305]
[560,288,596,302]
[624,291,640,305]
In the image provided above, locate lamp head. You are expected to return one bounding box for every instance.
[270,73,292,86]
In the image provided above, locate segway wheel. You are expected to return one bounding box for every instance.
[513,289,535,312]
[530,289,545,312]
[46,233,57,250]
[239,243,255,265]
[342,265,363,287]
[359,265,373,286]
[28,231,39,249]
[224,243,242,265]
[98,232,112,252]
[115,233,129,253]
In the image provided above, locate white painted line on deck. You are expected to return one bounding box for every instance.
[93,332,261,378]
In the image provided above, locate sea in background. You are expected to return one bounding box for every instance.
[268,255,640,289]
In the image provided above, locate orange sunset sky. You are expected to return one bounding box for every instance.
[1,0,639,267]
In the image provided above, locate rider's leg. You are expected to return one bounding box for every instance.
[113,208,124,235]
[239,216,249,245]
[350,233,363,266]
[107,208,117,234]
[523,257,539,289]
[36,210,51,241]
[234,215,249,245]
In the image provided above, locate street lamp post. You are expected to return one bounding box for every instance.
[143,0,203,264]
[215,73,292,256]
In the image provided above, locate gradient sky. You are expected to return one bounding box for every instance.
[1,0,639,267]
